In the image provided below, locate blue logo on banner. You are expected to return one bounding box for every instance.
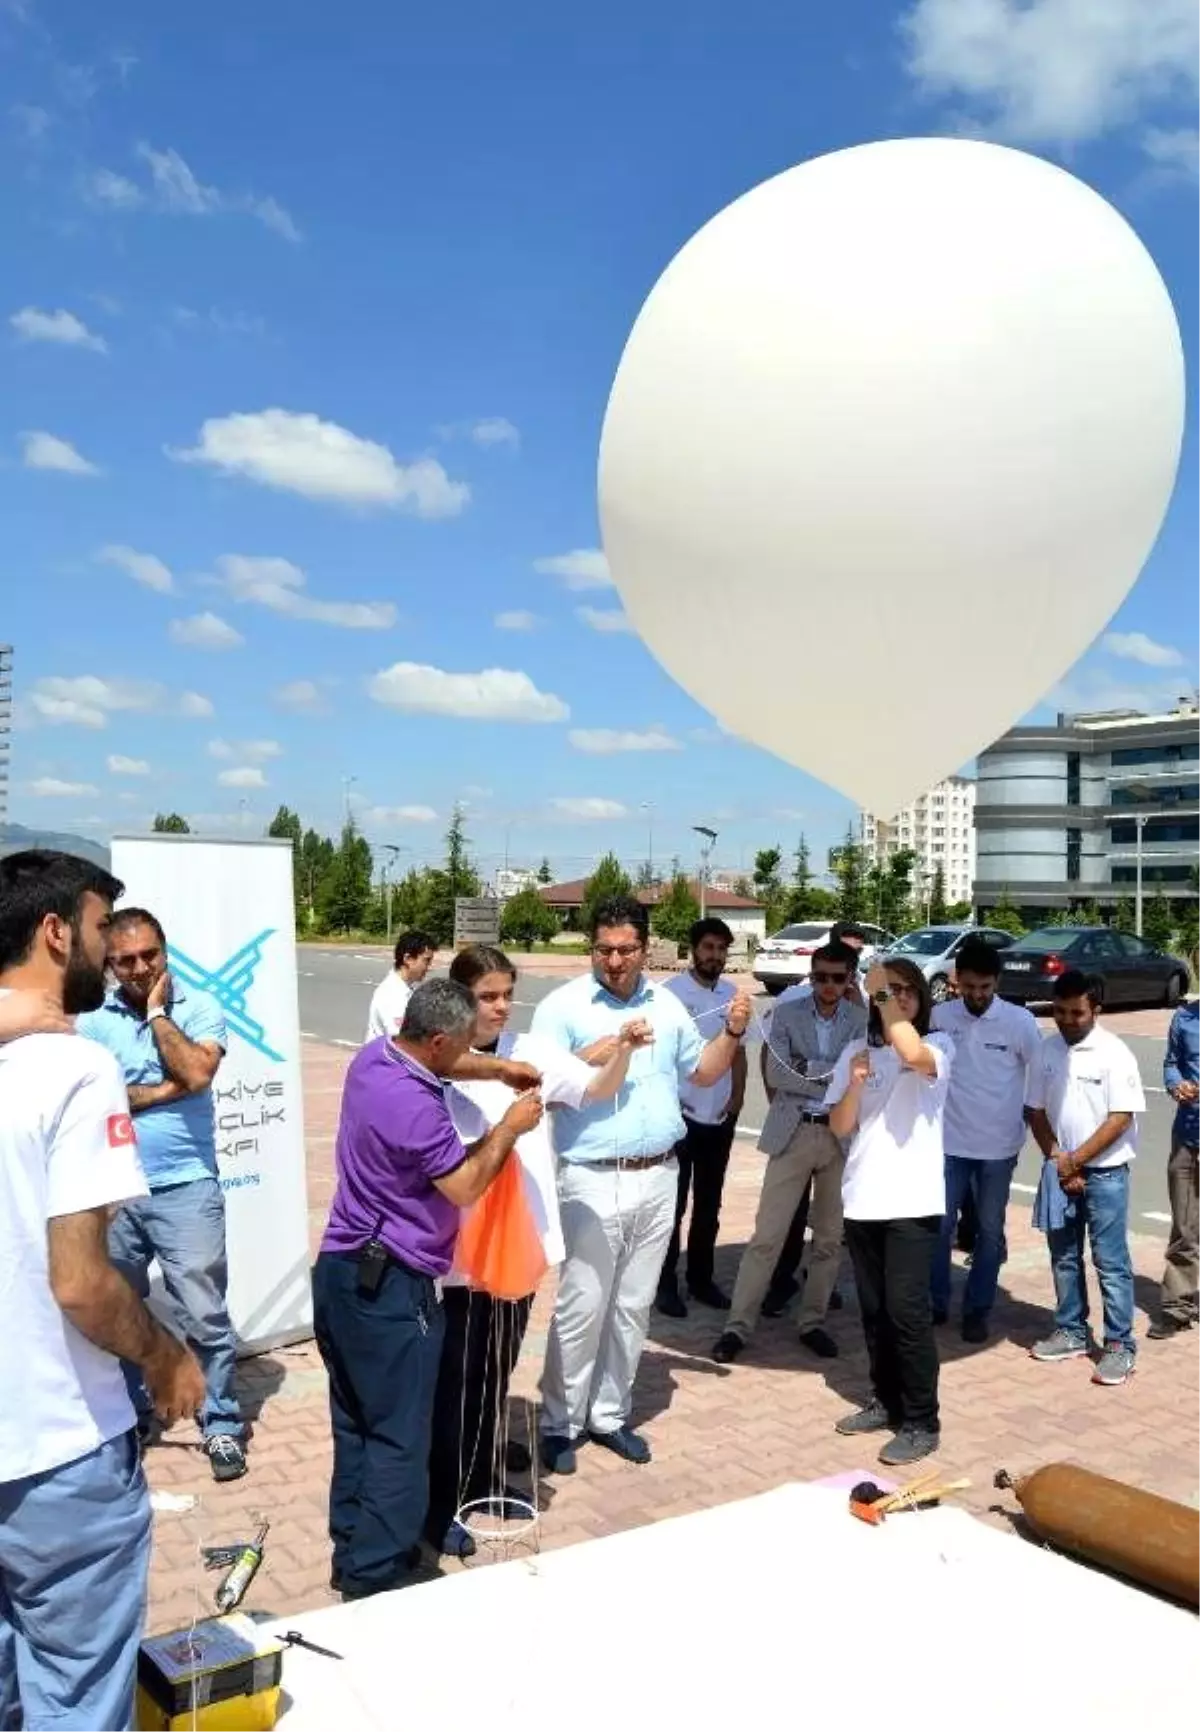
[168,929,284,1063]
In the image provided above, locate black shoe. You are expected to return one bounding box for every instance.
[828,1287,845,1312]
[540,1434,577,1475]
[1147,1314,1193,1340]
[961,1312,989,1345]
[762,1275,800,1318]
[835,1399,893,1437]
[931,1305,949,1326]
[655,1285,688,1319]
[333,1546,421,1596]
[437,1520,477,1559]
[204,1435,248,1483]
[878,1426,940,1467]
[712,1330,745,1364]
[504,1438,532,1474]
[588,1426,651,1465]
[798,1327,838,1359]
[688,1282,732,1311]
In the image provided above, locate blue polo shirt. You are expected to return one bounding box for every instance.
[1165,1001,1199,1148]
[77,985,227,1189]
[530,972,705,1164]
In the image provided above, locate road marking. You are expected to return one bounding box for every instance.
[300,1030,316,1039]
[299,970,314,978]
[1142,1210,1172,1223]
[1011,1182,1038,1195]
[331,1038,362,1049]
[735,1125,764,1140]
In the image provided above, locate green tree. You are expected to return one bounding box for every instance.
[580,853,633,934]
[946,900,973,922]
[420,809,484,944]
[635,860,657,889]
[267,805,304,916]
[1143,887,1174,952]
[536,857,554,885]
[753,846,789,932]
[784,832,822,922]
[153,812,190,833]
[501,885,559,950]
[318,821,374,933]
[298,828,335,921]
[868,846,918,936]
[831,827,867,925]
[1112,897,1137,935]
[651,872,701,947]
[927,864,949,925]
[983,887,1025,937]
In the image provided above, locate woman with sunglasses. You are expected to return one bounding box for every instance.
[825,956,954,1466]
[427,944,650,1558]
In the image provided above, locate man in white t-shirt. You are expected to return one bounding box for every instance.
[0,851,205,1732]
[656,918,747,1316]
[365,928,436,1042]
[930,936,1043,1343]
[1026,970,1145,1388]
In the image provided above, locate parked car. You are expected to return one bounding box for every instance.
[997,926,1191,1008]
[753,919,895,994]
[880,925,1019,1003]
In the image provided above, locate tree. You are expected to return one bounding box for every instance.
[318,821,374,933]
[153,812,190,833]
[868,846,918,937]
[267,805,304,916]
[753,845,789,932]
[1112,897,1137,935]
[784,832,823,923]
[536,857,554,885]
[831,827,867,925]
[927,864,949,925]
[983,887,1025,937]
[651,872,701,947]
[501,885,559,950]
[298,828,335,920]
[1143,887,1175,953]
[580,853,633,934]
[421,809,484,944]
[634,860,658,889]
[946,900,973,922]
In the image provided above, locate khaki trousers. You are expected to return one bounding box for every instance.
[728,1121,845,1338]
[1162,1141,1200,1323]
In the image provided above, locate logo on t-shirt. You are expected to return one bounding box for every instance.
[107,1113,136,1148]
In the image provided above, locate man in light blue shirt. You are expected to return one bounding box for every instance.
[532,895,750,1471]
[77,907,247,1482]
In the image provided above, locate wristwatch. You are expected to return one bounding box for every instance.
[147,1006,168,1023]
[872,988,892,1005]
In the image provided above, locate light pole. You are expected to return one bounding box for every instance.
[341,775,358,826]
[381,844,400,945]
[1135,812,1148,937]
[640,801,655,883]
[693,825,718,920]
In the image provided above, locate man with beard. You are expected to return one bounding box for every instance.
[929,937,1042,1342]
[656,918,747,1316]
[0,851,204,1732]
[77,907,245,1481]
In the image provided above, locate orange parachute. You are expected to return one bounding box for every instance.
[453,1155,547,1301]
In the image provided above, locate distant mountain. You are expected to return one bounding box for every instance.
[0,823,111,868]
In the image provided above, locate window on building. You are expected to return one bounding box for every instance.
[1110,781,1199,808]
[1066,751,1080,807]
[1110,742,1199,767]
[1111,864,1196,885]
[1109,818,1200,845]
[1066,827,1081,882]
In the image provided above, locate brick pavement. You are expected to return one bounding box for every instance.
[142,1039,1199,1635]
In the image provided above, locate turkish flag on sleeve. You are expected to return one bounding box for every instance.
[106,1113,137,1148]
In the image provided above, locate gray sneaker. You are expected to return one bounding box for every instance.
[835,1399,894,1436]
[1030,1328,1089,1362]
[1092,1344,1136,1387]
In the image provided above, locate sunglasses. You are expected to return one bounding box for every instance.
[812,971,850,985]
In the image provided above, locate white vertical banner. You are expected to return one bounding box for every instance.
[109,834,313,1353]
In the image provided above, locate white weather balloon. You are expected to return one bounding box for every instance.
[599,138,1184,819]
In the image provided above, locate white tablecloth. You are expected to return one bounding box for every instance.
[264,1483,1192,1730]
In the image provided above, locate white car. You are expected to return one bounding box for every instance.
[753,920,895,994]
[880,925,1019,1003]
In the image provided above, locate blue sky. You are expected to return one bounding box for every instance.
[3,0,1196,884]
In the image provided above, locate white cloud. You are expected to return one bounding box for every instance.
[27,777,100,798]
[549,797,630,821]
[1101,631,1185,668]
[106,754,150,776]
[217,766,268,789]
[271,678,330,714]
[168,611,245,650]
[364,804,439,825]
[900,0,1199,148]
[11,103,51,144]
[85,167,144,209]
[1142,125,1200,176]
[568,727,682,754]
[97,543,174,593]
[171,409,469,517]
[20,430,100,474]
[1044,669,1193,719]
[85,143,302,239]
[494,610,539,632]
[576,605,633,634]
[10,306,107,352]
[212,554,396,630]
[470,417,520,449]
[534,548,612,590]
[208,738,282,764]
[29,675,213,728]
[367,662,569,723]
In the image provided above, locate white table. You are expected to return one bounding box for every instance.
[264,1483,1193,1730]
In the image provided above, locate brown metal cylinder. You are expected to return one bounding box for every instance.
[996,1463,1199,1609]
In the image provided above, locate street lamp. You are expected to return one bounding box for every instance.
[693,825,718,920]
[341,775,358,826]
[640,801,655,883]
[1135,812,1148,937]
[380,843,410,944]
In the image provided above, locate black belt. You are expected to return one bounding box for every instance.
[798,1110,830,1125]
[587,1152,674,1171]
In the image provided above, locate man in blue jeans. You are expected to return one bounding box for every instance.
[78,906,247,1480]
[930,937,1042,1343]
[1026,970,1145,1388]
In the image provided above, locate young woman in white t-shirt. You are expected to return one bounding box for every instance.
[426,944,650,1558]
[825,956,954,1467]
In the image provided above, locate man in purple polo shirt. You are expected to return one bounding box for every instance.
[313,978,543,1599]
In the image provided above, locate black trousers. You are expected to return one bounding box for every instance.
[312,1250,444,1595]
[425,1286,533,1544]
[844,1217,941,1432]
[659,1115,736,1292]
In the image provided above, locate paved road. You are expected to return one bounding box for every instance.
[297,945,1180,1236]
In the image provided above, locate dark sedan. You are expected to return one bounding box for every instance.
[997,926,1191,1008]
